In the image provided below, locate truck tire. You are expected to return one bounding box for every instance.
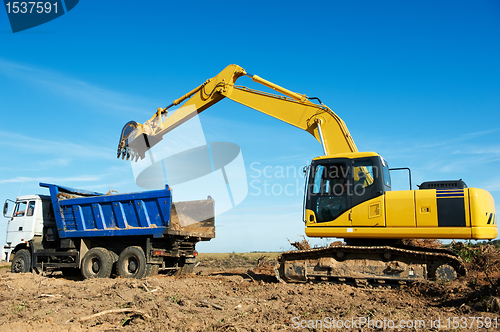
[81,248,113,279]
[117,246,147,279]
[11,249,31,273]
[109,250,119,262]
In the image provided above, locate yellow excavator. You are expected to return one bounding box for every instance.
[117,64,497,284]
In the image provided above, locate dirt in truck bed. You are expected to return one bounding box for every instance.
[1,246,500,332]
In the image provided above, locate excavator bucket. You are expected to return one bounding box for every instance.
[117,120,148,161]
[117,120,164,161]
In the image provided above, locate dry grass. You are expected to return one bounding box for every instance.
[196,252,280,270]
[401,238,443,248]
[197,252,280,260]
[288,236,311,250]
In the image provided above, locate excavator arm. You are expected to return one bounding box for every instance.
[117,64,357,161]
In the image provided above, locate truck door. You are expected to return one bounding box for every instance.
[6,200,36,248]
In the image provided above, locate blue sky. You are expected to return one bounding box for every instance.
[0,1,499,252]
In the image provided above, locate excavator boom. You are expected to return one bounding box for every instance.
[117,64,357,161]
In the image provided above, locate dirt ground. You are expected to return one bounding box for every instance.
[1,249,500,332]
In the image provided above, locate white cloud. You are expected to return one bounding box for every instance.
[420,128,499,149]
[0,130,114,160]
[0,58,157,116]
[0,158,71,172]
[378,128,500,155]
[451,146,500,157]
[39,158,71,167]
[0,175,101,184]
[483,177,500,192]
[375,129,500,174]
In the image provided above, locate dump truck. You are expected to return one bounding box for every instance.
[3,183,215,279]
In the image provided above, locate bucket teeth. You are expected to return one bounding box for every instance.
[117,146,125,159]
[121,147,127,160]
[117,145,142,162]
[117,120,141,162]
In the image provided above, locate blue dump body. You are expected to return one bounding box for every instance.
[40,183,172,239]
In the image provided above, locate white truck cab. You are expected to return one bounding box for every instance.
[3,195,54,262]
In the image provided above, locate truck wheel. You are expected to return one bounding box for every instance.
[109,251,119,262]
[117,246,147,279]
[81,248,113,279]
[11,249,31,273]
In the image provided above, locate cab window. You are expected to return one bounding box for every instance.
[14,201,27,217]
[27,201,36,217]
[312,165,324,194]
[353,160,375,193]
[381,158,391,188]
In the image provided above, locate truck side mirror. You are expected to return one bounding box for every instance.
[3,202,8,217]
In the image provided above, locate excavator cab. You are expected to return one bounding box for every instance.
[305,152,390,224]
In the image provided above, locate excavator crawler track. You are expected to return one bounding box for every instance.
[275,245,466,286]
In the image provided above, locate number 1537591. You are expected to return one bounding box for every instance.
[5,2,58,14]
